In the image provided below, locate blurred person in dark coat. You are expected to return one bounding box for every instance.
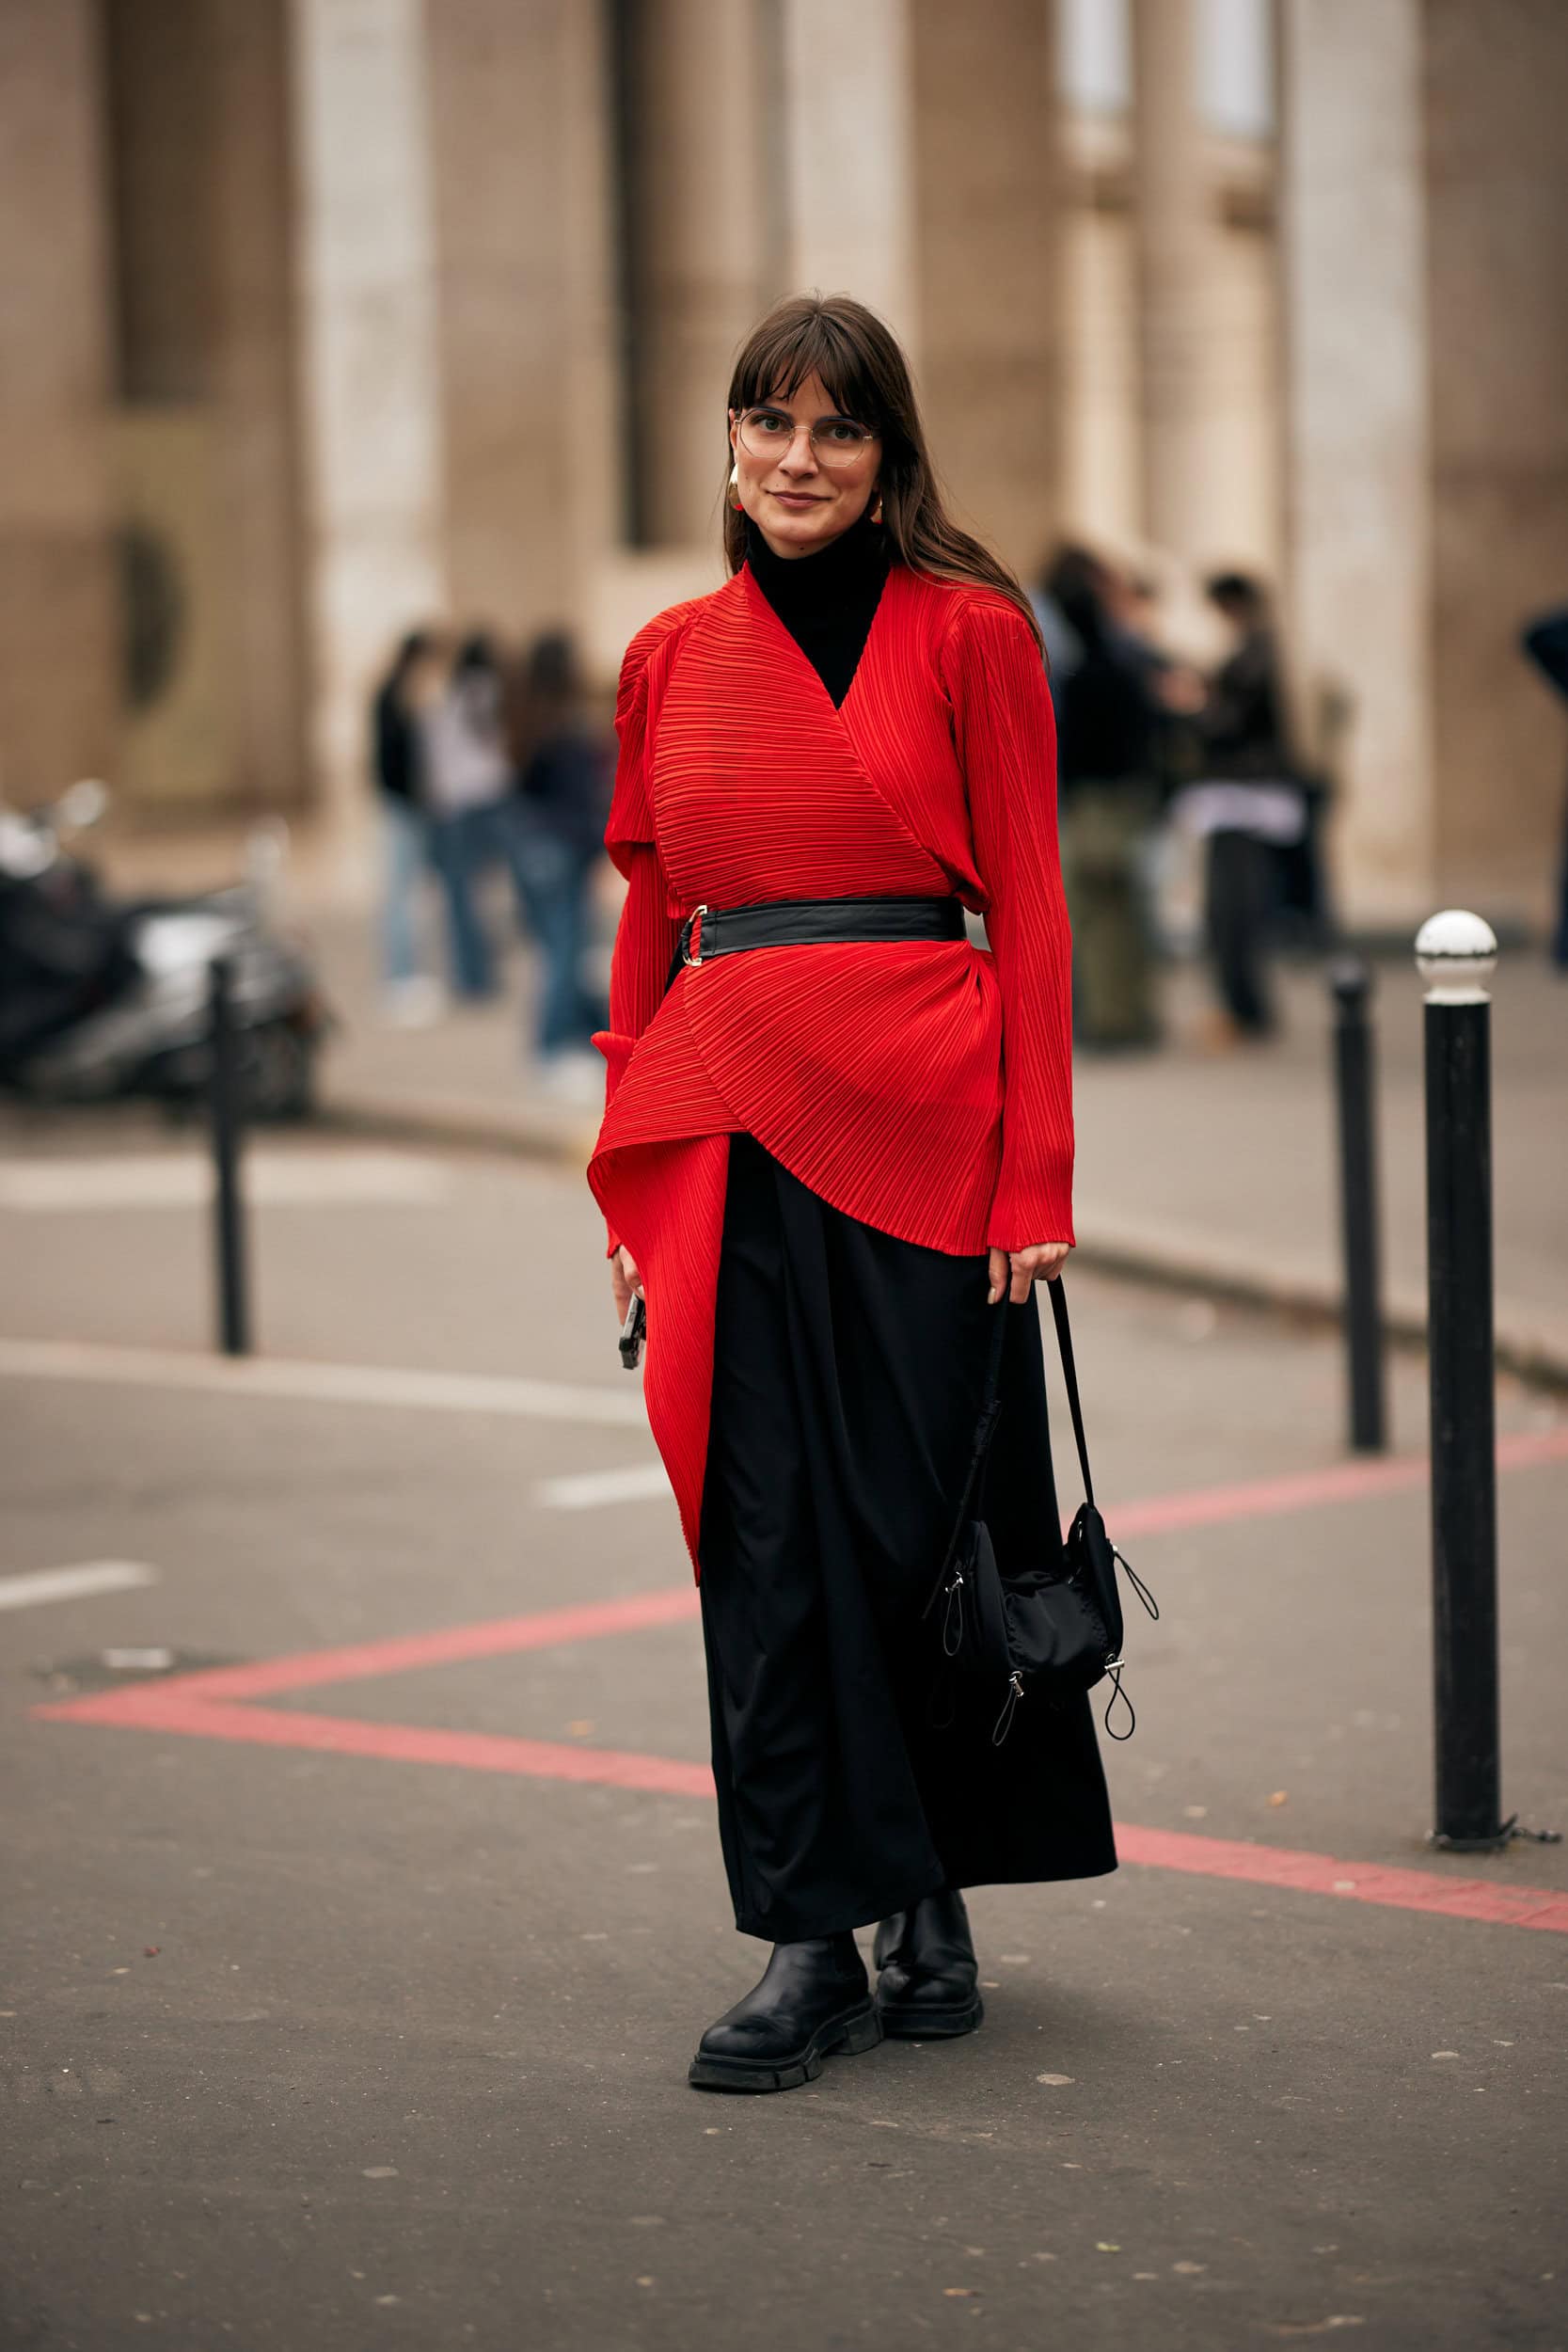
[371,628,445,1025]
[505,630,611,1098]
[1029,541,1092,690]
[1051,549,1179,1049]
[1521,606,1568,968]
[1182,573,1304,1041]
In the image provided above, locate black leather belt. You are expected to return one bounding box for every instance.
[667,894,966,988]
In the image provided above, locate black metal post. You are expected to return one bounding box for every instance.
[209,957,251,1357]
[1419,917,1501,1849]
[1330,960,1386,1453]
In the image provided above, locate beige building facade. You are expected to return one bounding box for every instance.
[1,0,1564,928]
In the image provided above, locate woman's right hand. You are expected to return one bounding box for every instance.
[610,1246,643,1323]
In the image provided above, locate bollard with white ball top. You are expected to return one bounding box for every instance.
[1416,909,1503,1849]
[1416,908,1499,1006]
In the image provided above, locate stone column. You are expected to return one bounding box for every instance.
[290,0,448,850]
[106,0,309,811]
[907,0,1064,581]
[1278,0,1433,920]
[0,0,119,799]
[1280,0,1568,925]
[423,0,619,614]
[770,0,1062,585]
[1131,0,1214,567]
[616,0,770,549]
[778,0,918,349]
[1421,0,1568,911]
[209,0,309,810]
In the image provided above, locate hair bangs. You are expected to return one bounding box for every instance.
[731,310,885,433]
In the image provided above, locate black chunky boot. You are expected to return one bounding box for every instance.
[688,1933,881,2092]
[873,1888,983,2038]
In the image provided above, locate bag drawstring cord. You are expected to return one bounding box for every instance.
[942,1571,966,1659]
[991,1670,1025,1748]
[1101,1659,1136,1741]
[1115,1547,1160,1622]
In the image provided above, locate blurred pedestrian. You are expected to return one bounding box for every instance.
[419,631,518,1001]
[370,629,443,1025]
[589,293,1114,2095]
[1182,572,1304,1041]
[1052,549,1173,1048]
[1029,540,1093,688]
[1275,674,1348,951]
[1521,606,1568,968]
[504,631,611,1099]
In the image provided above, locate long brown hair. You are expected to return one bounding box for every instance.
[722,293,1043,654]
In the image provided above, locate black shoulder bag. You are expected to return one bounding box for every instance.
[922,1279,1158,1746]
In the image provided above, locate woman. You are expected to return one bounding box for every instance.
[504,630,612,1095]
[588,295,1116,2095]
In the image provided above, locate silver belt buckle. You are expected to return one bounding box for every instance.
[681,905,709,967]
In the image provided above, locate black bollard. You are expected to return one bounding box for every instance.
[1417,911,1502,1850]
[1329,960,1386,1453]
[208,956,251,1357]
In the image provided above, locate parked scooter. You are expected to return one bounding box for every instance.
[0,785,331,1120]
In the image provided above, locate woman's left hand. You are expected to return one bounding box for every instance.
[989,1243,1071,1304]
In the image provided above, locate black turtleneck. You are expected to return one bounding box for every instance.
[744,513,891,708]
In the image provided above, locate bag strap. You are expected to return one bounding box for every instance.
[1047,1279,1096,1511]
[922,1300,1008,1617]
[923,1276,1099,1622]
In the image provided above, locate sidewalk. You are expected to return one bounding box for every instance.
[306,897,1568,1386]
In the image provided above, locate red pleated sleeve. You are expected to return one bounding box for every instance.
[938,594,1075,1252]
[594,606,695,1258]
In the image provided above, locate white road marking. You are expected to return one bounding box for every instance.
[0,1151,453,1213]
[537,1463,673,1510]
[0,1561,158,1613]
[0,1335,648,1427]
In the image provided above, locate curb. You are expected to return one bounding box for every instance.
[320,1087,1568,1394]
[318,1090,598,1167]
[1072,1222,1568,1395]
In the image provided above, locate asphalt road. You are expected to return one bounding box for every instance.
[2,1114,1565,2352]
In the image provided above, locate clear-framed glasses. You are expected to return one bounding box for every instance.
[736,405,879,470]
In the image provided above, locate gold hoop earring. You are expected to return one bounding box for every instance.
[869,491,884,526]
[728,463,744,514]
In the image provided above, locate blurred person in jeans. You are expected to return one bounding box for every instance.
[505,630,611,1099]
[1521,606,1568,968]
[1182,573,1303,1041]
[419,631,519,1001]
[371,628,445,1025]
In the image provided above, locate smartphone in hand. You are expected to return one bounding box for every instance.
[619,1292,646,1371]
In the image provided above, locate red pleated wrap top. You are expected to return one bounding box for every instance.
[589,559,1075,1263]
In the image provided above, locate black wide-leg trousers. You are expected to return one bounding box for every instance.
[697,1132,1117,1944]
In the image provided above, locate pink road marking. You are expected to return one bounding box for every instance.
[78,1414,1566,1706]
[1113,1823,1568,1932]
[148,1586,703,1703]
[30,1420,1568,1931]
[35,1680,1568,1933]
[36,1686,713,1796]
[1113,1422,1568,1539]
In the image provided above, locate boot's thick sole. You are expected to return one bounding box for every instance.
[877,1989,985,2040]
[688,1997,882,2093]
